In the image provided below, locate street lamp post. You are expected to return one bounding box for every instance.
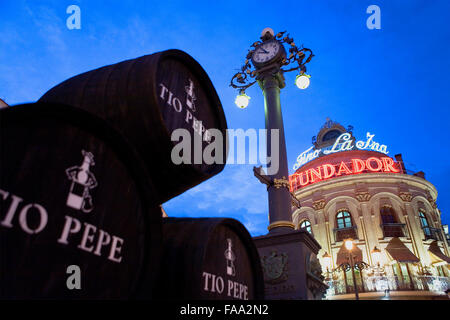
[371,246,385,276]
[341,239,370,300]
[344,239,360,300]
[230,28,314,233]
[322,252,333,281]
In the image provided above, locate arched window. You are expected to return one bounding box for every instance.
[380,206,404,237]
[380,206,397,223]
[335,210,357,242]
[419,210,429,227]
[336,210,353,229]
[300,220,312,234]
[419,210,432,239]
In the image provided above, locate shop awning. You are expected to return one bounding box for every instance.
[428,241,450,265]
[336,242,363,266]
[385,237,420,263]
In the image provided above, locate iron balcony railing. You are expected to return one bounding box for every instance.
[381,223,406,238]
[325,275,450,298]
[423,227,444,241]
[333,225,358,242]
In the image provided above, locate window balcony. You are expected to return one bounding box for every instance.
[423,227,444,241]
[333,226,358,242]
[381,223,406,238]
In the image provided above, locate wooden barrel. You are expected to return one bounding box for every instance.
[155,218,264,300]
[0,102,161,299]
[39,50,228,204]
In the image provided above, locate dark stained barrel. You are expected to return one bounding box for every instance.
[0,102,161,299]
[39,50,228,204]
[154,218,264,300]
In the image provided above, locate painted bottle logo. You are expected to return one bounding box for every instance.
[225,238,236,277]
[185,78,196,112]
[65,150,97,213]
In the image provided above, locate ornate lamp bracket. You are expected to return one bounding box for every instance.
[230,30,314,93]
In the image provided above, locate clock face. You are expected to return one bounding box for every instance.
[252,40,281,64]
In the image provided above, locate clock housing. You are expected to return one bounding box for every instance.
[251,40,286,68]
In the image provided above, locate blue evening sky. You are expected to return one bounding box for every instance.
[1,0,449,236]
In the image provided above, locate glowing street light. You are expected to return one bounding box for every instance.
[344,238,360,300]
[371,246,381,265]
[371,246,385,277]
[322,252,332,269]
[322,252,332,281]
[235,91,250,109]
[295,73,311,89]
[344,238,354,251]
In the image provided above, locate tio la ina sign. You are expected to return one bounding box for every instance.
[293,132,388,171]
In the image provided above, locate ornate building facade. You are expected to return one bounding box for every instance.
[290,119,450,300]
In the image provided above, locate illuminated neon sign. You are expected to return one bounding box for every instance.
[293,132,388,170]
[289,156,401,191]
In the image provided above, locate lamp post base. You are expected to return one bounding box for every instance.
[253,229,328,300]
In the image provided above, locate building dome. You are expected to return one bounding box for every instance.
[290,119,450,300]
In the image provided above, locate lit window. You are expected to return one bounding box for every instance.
[336,210,353,229]
[300,220,312,234]
[419,210,432,238]
[335,210,357,242]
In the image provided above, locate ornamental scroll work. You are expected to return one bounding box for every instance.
[273,177,290,189]
[261,251,289,285]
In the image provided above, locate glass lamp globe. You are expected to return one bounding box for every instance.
[295,74,311,89]
[344,239,354,251]
[322,252,332,269]
[371,246,381,265]
[235,93,250,109]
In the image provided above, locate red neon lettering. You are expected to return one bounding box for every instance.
[336,161,352,176]
[366,157,383,172]
[290,157,401,191]
[352,158,365,173]
[289,175,296,192]
[310,167,322,182]
[381,157,400,173]
[322,164,336,179]
[298,171,309,186]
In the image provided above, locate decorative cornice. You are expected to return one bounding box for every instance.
[312,199,326,210]
[399,191,413,202]
[355,191,371,202]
